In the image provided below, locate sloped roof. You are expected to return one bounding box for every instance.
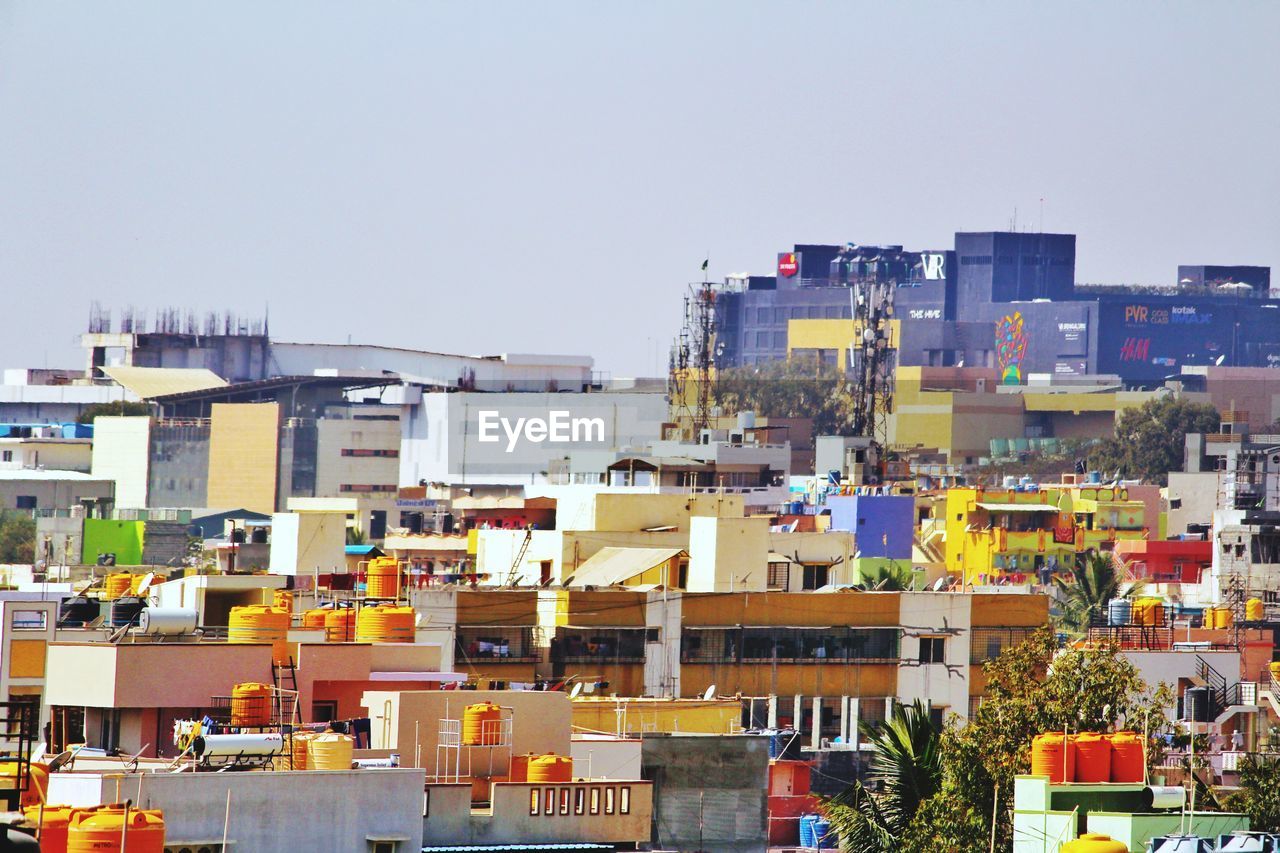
[569,546,686,588]
[103,366,227,399]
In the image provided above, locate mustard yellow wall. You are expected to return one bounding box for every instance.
[8,639,45,678]
[970,593,1050,628]
[681,662,898,698]
[679,591,900,627]
[207,403,280,514]
[571,698,740,735]
[457,590,539,626]
[786,318,900,371]
[562,591,648,627]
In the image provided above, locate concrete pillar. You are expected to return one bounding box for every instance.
[810,697,823,750]
[839,695,851,743]
[792,694,803,731]
[849,698,861,751]
[767,695,778,729]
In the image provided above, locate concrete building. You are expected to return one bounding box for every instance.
[0,469,114,514]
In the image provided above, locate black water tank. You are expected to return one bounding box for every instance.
[250,527,268,544]
[1183,686,1211,722]
[108,596,146,628]
[58,595,100,627]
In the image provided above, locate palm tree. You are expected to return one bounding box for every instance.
[346,526,366,546]
[853,562,915,591]
[1053,551,1145,634]
[823,700,942,852]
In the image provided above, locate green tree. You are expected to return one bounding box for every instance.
[346,526,366,546]
[1052,551,1146,635]
[853,562,915,591]
[714,356,855,437]
[941,627,1175,848]
[823,700,941,852]
[1089,395,1219,486]
[899,794,988,853]
[1222,754,1280,831]
[76,400,153,424]
[0,511,37,564]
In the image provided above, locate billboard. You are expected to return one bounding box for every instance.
[778,252,798,278]
[1096,298,1233,380]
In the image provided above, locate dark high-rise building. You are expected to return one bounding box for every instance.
[954,231,1077,316]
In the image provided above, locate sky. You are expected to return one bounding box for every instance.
[1,1,1278,378]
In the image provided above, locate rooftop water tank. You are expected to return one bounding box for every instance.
[67,804,165,853]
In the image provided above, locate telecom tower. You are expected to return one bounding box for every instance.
[670,280,720,439]
[848,275,897,457]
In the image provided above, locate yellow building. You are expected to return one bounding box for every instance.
[941,486,1147,583]
[786,318,900,371]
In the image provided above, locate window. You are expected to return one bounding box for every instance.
[529,788,540,815]
[590,787,600,815]
[620,786,631,815]
[544,788,554,815]
[11,610,47,631]
[802,564,829,590]
[605,786,616,814]
[15,496,36,510]
[767,561,790,590]
[371,842,398,853]
[919,636,946,664]
[422,788,430,818]
[341,448,399,457]
[574,787,585,815]
[0,451,10,462]
[559,787,570,815]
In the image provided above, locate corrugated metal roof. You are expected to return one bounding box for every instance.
[568,546,685,588]
[102,366,227,399]
[975,502,1060,512]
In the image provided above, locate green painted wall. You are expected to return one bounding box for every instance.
[82,519,145,566]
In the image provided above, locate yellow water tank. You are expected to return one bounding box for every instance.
[272,589,294,613]
[527,753,574,783]
[67,804,165,853]
[324,608,357,642]
[1247,598,1265,621]
[228,604,291,663]
[1216,607,1234,629]
[103,573,132,600]
[0,760,48,807]
[1061,833,1127,853]
[230,682,273,727]
[1269,661,1280,682]
[355,605,415,643]
[307,732,354,770]
[290,731,315,770]
[24,803,74,853]
[463,702,503,745]
[1135,598,1164,626]
[366,556,401,599]
[302,608,329,629]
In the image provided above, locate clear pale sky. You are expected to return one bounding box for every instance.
[2,1,1277,377]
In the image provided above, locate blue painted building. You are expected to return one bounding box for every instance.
[824,494,914,560]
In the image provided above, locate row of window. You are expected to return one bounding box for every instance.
[681,627,900,663]
[752,305,852,324]
[529,785,631,817]
[339,484,398,493]
[340,448,399,458]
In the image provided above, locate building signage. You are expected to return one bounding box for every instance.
[396,498,438,509]
[920,253,946,281]
[908,308,942,320]
[778,252,798,277]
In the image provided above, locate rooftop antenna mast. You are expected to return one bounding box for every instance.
[848,270,896,457]
[670,259,720,440]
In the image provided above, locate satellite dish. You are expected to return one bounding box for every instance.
[46,750,74,773]
[702,685,716,701]
[136,572,156,595]
[570,682,584,698]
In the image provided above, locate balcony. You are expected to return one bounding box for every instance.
[551,628,646,664]
[681,627,899,664]
[454,626,540,663]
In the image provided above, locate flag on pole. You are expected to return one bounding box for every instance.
[701,258,709,272]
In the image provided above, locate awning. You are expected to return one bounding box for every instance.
[568,547,685,587]
[103,366,228,399]
[975,502,1060,512]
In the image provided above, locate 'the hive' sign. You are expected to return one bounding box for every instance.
[778,252,798,277]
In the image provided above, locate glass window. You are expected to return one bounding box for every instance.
[620,786,631,815]
[11,610,47,631]
[529,788,539,815]
[590,787,600,815]
[605,786,616,815]
[575,787,585,815]
[919,636,945,664]
[559,787,570,815]
[544,788,554,815]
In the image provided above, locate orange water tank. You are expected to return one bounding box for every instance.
[1073,733,1111,783]
[1061,833,1127,853]
[527,753,574,783]
[1030,732,1076,783]
[355,605,415,643]
[463,702,503,745]
[272,589,294,613]
[1247,598,1265,621]
[291,732,315,770]
[103,573,132,601]
[67,804,165,853]
[231,682,273,727]
[509,753,536,783]
[302,608,329,629]
[228,604,291,663]
[366,556,402,599]
[324,608,356,642]
[1107,731,1145,783]
[1270,661,1280,682]
[24,804,74,853]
